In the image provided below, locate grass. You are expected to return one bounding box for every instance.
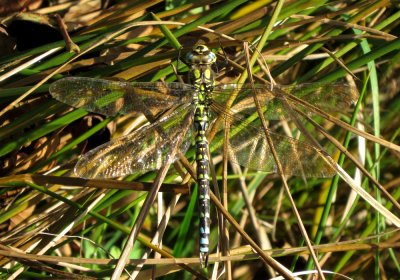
[0,0,400,279]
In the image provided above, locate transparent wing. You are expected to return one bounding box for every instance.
[50,77,194,116]
[210,103,337,178]
[74,103,195,179]
[213,82,358,119]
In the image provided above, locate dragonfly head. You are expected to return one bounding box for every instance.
[185,45,217,65]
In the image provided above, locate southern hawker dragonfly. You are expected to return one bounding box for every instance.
[50,45,356,266]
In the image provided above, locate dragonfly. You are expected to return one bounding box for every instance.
[49,45,356,266]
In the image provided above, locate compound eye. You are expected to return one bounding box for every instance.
[186,45,215,64]
[202,56,210,63]
[203,52,216,64]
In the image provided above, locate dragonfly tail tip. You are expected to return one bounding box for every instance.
[200,252,209,268]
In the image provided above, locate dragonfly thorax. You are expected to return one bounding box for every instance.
[186,45,216,98]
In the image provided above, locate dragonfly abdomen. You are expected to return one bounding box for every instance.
[194,103,211,267]
[187,45,217,267]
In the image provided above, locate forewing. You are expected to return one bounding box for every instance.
[280,82,358,114]
[210,104,336,178]
[50,77,194,116]
[74,104,195,178]
[213,82,357,120]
